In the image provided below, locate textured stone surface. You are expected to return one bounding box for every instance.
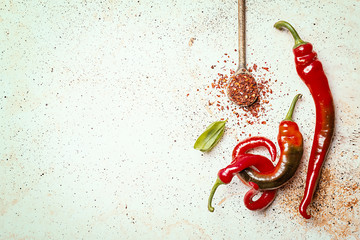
[1,0,359,239]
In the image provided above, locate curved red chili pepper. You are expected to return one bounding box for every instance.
[218,154,274,184]
[244,185,276,211]
[232,136,277,163]
[208,94,303,212]
[208,154,274,212]
[275,21,335,219]
[242,171,277,211]
[232,136,277,210]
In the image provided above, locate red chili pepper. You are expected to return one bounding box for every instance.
[232,136,277,211]
[208,94,303,212]
[232,136,277,163]
[244,182,276,211]
[207,154,275,212]
[275,21,335,219]
[232,137,277,210]
[237,94,303,190]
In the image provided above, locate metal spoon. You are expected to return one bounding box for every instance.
[227,0,259,107]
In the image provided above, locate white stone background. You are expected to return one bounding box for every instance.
[1,0,359,239]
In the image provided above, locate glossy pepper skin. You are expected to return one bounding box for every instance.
[208,94,302,212]
[232,137,277,210]
[232,136,277,163]
[237,94,303,190]
[275,21,335,219]
[244,182,276,211]
[208,154,275,212]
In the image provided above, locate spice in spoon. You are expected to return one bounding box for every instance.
[227,73,258,106]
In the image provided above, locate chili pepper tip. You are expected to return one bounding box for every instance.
[299,198,312,219]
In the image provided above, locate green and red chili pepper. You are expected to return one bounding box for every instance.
[237,94,303,190]
[208,94,303,212]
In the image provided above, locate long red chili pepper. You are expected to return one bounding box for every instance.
[274,21,335,219]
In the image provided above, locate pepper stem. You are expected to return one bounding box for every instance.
[284,94,302,121]
[274,21,307,49]
[208,178,224,212]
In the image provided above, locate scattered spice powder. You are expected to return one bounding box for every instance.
[253,64,258,71]
[197,51,279,138]
[188,37,196,47]
[278,166,360,239]
[186,51,296,139]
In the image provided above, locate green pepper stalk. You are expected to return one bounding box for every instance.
[274,21,308,49]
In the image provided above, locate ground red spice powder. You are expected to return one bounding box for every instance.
[227,73,258,106]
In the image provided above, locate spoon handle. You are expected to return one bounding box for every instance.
[238,0,246,70]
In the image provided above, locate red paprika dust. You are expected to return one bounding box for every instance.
[227,73,258,106]
[192,50,292,138]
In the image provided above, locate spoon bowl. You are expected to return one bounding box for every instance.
[227,71,258,107]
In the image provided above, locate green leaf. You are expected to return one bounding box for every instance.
[194,120,227,152]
